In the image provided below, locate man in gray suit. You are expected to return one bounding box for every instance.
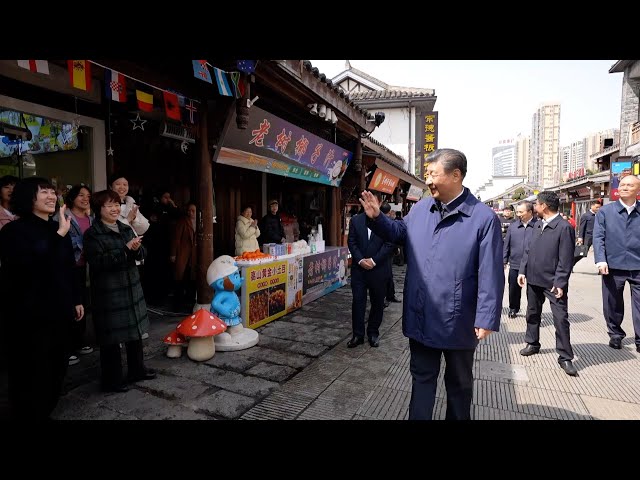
[518,191,577,376]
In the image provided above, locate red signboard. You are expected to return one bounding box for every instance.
[368,168,399,194]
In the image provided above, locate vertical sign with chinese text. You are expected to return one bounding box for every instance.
[416,111,438,181]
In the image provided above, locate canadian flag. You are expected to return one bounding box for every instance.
[17,60,50,74]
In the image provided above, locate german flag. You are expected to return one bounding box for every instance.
[68,60,92,91]
[136,89,154,112]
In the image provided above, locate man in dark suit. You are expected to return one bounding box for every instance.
[577,199,602,252]
[503,200,537,318]
[593,175,640,352]
[518,191,577,376]
[347,203,395,348]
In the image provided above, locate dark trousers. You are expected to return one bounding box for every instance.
[408,339,475,420]
[99,340,145,388]
[386,268,396,301]
[393,247,404,266]
[174,263,196,311]
[602,269,640,346]
[7,327,70,419]
[70,266,88,351]
[525,283,573,362]
[508,267,522,311]
[351,270,386,339]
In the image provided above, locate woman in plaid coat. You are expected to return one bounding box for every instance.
[84,190,155,393]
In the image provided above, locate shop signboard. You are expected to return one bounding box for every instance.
[286,255,304,313]
[416,111,438,181]
[610,160,640,200]
[242,260,288,329]
[368,167,399,194]
[220,105,353,186]
[406,184,424,201]
[217,148,331,185]
[302,247,349,304]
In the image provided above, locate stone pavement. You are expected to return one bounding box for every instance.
[50,250,640,420]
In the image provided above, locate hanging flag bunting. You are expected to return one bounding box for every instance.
[104,69,127,102]
[136,89,154,112]
[67,60,92,91]
[212,67,232,97]
[236,60,256,74]
[17,60,50,74]
[192,60,212,83]
[179,96,198,125]
[228,71,245,99]
[163,91,181,121]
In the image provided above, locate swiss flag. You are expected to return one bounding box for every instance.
[163,91,181,122]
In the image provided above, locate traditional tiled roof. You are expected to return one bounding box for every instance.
[350,89,435,101]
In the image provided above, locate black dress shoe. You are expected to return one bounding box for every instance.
[368,336,380,347]
[508,309,517,318]
[128,368,157,382]
[101,383,130,393]
[609,337,622,349]
[519,344,540,356]
[559,360,578,376]
[636,346,640,353]
[347,336,364,348]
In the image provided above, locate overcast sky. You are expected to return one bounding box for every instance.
[309,60,623,192]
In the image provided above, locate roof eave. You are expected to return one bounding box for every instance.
[609,60,633,73]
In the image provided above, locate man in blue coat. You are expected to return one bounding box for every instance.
[593,175,640,353]
[517,191,577,376]
[360,148,503,420]
[503,201,537,318]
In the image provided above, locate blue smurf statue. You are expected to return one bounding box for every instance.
[206,255,259,351]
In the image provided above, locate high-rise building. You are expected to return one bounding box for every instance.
[492,139,516,176]
[529,103,561,188]
[560,139,586,178]
[515,133,530,178]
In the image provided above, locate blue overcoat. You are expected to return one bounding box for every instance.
[368,189,504,349]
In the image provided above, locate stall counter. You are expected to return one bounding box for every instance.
[240,246,349,329]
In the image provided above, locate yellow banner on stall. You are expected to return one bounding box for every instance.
[243,260,288,329]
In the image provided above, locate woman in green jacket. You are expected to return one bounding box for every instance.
[84,190,155,393]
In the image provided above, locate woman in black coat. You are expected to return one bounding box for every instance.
[0,177,83,419]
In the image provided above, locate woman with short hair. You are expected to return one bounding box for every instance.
[0,177,83,419]
[84,190,155,393]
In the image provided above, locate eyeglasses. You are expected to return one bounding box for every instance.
[425,171,447,179]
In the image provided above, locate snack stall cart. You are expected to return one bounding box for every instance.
[237,245,349,329]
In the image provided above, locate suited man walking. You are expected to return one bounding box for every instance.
[593,175,640,353]
[576,199,602,252]
[518,191,577,376]
[503,201,537,318]
[347,206,395,348]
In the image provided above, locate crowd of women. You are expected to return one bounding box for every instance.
[0,173,198,419]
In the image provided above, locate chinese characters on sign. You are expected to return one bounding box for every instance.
[415,111,438,181]
[220,105,353,187]
[368,167,399,194]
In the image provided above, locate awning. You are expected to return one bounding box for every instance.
[363,138,428,190]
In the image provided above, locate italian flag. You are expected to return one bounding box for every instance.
[68,60,92,91]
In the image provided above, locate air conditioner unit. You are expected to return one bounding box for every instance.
[160,122,195,144]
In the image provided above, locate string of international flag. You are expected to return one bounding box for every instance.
[16,59,257,126]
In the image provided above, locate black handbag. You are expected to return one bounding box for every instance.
[574,244,589,261]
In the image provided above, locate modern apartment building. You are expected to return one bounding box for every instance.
[529,103,561,188]
[492,139,516,176]
[584,128,620,170]
[515,133,530,178]
[560,139,586,178]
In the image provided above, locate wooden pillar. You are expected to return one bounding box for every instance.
[355,139,365,192]
[330,186,341,247]
[195,104,214,307]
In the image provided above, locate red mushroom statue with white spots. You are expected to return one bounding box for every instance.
[164,330,187,358]
[176,309,227,361]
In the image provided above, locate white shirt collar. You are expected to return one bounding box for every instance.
[444,188,465,207]
[619,199,637,214]
[542,213,560,225]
